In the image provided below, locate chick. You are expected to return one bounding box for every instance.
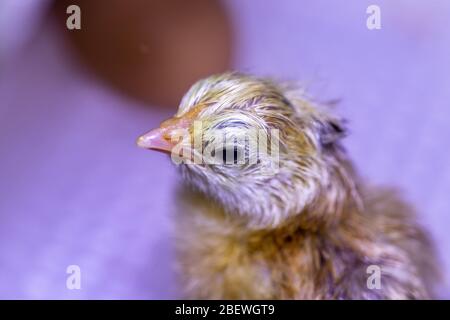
[137,72,438,299]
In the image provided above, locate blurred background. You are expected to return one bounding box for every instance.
[0,0,449,299]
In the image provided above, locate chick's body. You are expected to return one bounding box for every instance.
[177,187,435,299]
[138,73,437,299]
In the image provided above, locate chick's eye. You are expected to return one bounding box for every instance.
[214,146,242,165]
[223,147,238,164]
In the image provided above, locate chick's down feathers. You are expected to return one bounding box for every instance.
[138,73,438,299]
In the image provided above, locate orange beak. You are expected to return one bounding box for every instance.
[136,104,205,154]
[136,126,175,154]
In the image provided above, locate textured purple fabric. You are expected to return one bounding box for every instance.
[0,0,449,298]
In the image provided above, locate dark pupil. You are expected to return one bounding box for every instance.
[222,147,239,164]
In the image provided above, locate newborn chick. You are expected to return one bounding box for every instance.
[137,72,437,299]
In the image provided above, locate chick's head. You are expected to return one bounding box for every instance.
[138,73,347,228]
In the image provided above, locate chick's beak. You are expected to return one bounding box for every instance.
[137,104,205,154]
[136,127,174,154]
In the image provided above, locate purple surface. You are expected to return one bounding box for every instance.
[0,0,449,298]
